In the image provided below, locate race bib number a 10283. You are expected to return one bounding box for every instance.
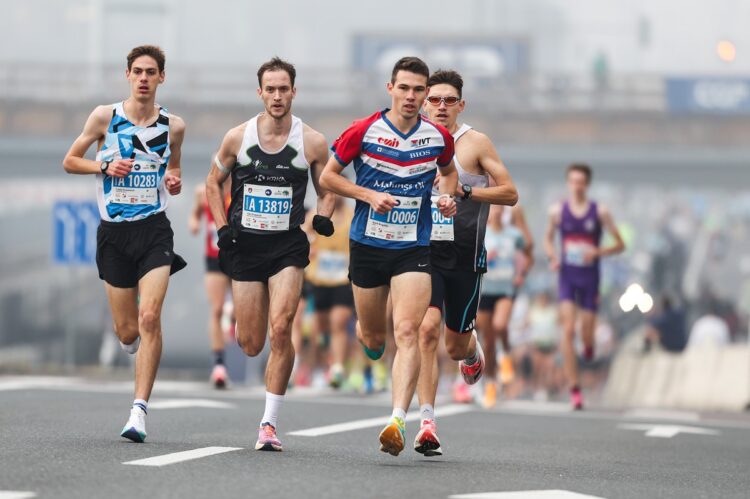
[242,184,292,231]
[110,161,159,205]
[365,195,422,242]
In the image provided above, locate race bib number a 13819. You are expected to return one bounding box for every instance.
[242,184,292,231]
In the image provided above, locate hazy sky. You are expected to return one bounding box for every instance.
[0,0,746,74]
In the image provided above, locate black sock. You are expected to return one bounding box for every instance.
[214,350,225,366]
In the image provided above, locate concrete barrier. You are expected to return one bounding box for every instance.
[604,340,750,412]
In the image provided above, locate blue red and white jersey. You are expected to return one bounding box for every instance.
[331,109,454,249]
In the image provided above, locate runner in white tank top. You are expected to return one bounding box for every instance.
[415,69,519,456]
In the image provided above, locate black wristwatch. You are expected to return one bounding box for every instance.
[100,161,111,175]
[461,183,473,200]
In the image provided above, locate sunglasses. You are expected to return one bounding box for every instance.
[425,96,461,106]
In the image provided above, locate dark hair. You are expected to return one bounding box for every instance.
[427,70,464,98]
[127,45,165,73]
[391,57,429,83]
[257,57,296,87]
[566,163,593,184]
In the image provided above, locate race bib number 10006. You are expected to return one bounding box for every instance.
[430,195,454,241]
[110,161,159,205]
[365,195,422,242]
[242,184,292,231]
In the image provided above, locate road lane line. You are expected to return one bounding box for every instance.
[123,446,243,467]
[288,403,473,437]
[0,493,37,499]
[450,490,606,499]
[148,399,236,410]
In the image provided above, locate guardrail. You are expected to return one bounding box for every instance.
[0,63,665,112]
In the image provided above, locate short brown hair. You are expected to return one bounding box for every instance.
[257,57,296,87]
[127,45,165,73]
[567,163,593,184]
[391,57,429,83]
[427,70,464,98]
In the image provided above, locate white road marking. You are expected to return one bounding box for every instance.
[148,398,236,410]
[0,492,37,499]
[123,446,243,467]
[289,403,473,437]
[623,408,700,422]
[450,490,606,499]
[618,423,720,438]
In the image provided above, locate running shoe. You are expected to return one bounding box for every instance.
[582,345,595,362]
[571,387,584,411]
[459,332,485,385]
[210,364,228,389]
[379,417,405,456]
[363,365,375,394]
[483,381,498,409]
[499,356,515,385]
[255,423,282,451]
[120,407,147,443]
[329,364,345,389]
[452,381,473,404]
[414,419,442,457]
[119,337,140,355]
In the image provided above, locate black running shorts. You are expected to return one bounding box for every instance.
[219,227,309,283]
[348,241,431,289]
[96,212,186,288]
[428,266,482,334]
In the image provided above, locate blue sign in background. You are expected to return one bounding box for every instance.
[666,77,750,114]
[52,200,99,265]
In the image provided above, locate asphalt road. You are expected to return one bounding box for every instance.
[1,376,749,499]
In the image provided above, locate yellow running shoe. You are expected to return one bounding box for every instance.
[483,381,497,409]
[500,356,515,385]
[379,417,406,456]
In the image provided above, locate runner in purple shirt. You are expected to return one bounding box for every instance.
[544,163,625,410]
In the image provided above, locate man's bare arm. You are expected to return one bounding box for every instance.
[206,126,242,229]
[62,105,130,176]
[305,128,335,218]
[596,204,626,257]
[544,203,561,269]
[164,115,186,195]
[319,157,397,215]
[468,133,518,206]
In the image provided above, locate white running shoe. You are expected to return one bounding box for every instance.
[120,407,147,443]
[119,337,140,355]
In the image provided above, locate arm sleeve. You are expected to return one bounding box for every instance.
[436,126,455,167]
[331,121,366,167]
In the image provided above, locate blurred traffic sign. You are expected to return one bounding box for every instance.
[52,200,99,265]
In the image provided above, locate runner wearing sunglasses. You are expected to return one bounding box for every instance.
[415,70,518,456]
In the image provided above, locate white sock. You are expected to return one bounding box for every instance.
[133,399,148,415]
[391,407,407,421]
[261,391,284,428]
[420,404,435,422]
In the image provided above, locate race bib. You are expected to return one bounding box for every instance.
[564,240,595,267]
[242,184,292,231]
[316,250,348,282]
[486,262,515,281]
[430,195,454,241]
[365,195,421,242]
[110,161,159,205]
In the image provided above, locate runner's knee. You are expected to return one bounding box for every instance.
[418,321,440,353]
[113,319,139,344]
[394,320,419,347]
[237,333,264,357]
[138,307,160,334]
